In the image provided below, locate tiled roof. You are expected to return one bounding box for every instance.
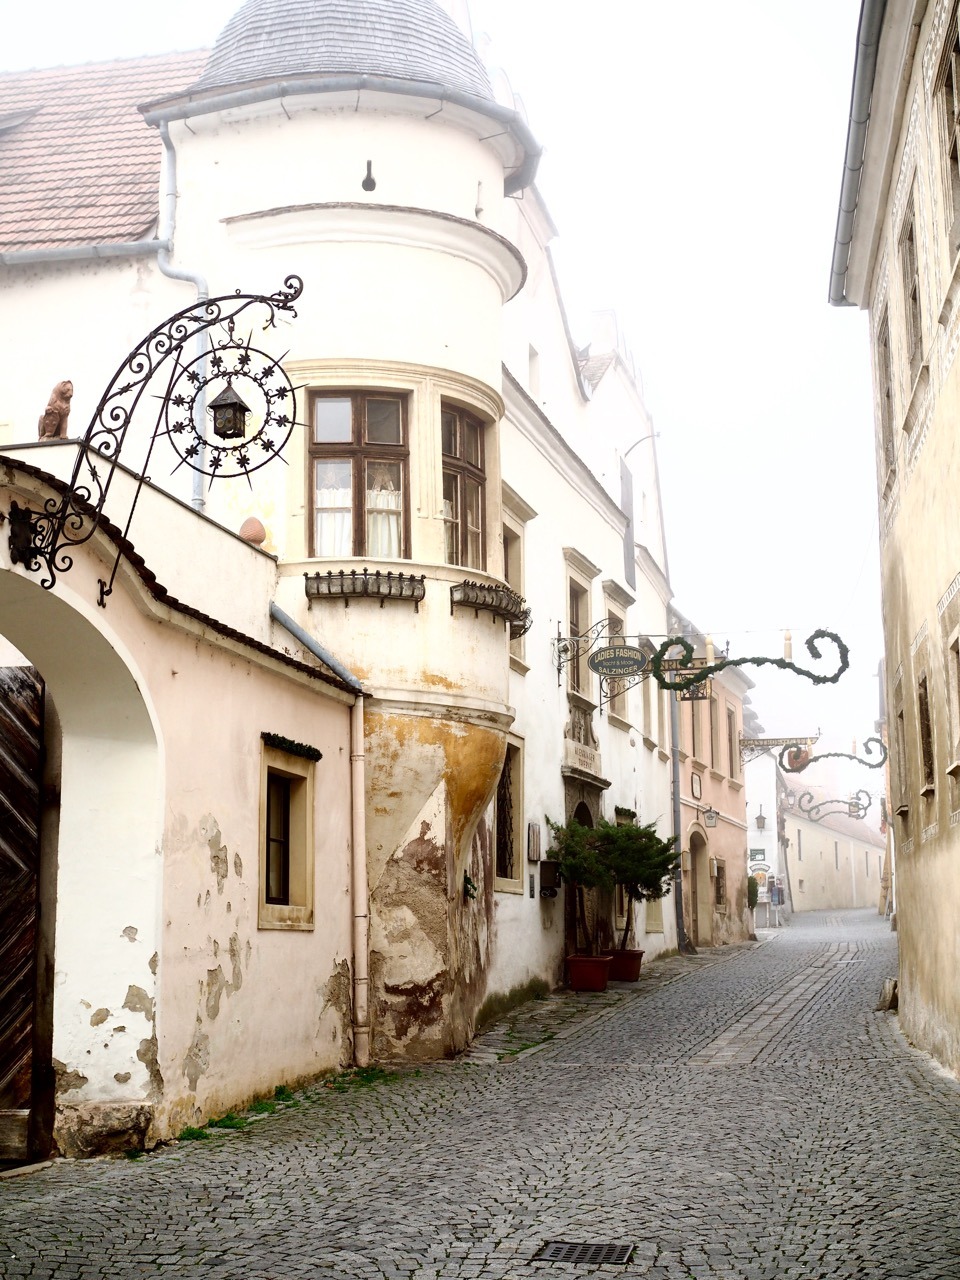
[579,352,617,390]
[191,0,493,101]
[0,50,206,254]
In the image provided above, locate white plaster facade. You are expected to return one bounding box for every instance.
[0,0,680,1155]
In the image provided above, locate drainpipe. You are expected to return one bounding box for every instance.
[670,687,692,954]
[155,121,209,513]
[268,603,369,1063]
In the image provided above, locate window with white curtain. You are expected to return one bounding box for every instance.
[310,392,408,558]
[441,404,485,569]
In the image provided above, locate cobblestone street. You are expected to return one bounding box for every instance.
[2,910,957,1280]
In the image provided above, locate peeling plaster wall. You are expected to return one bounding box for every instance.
[366,709,502,1058]
[0,470,355,1151]
[155,631,354,1137]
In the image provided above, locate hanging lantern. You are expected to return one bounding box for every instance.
[207,384,250,440]
[755,805,766,830]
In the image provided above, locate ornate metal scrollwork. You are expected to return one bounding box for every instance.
[305,567,427,610]
[796,789,872,822]
[554,617,620,686]
[450,580,531,636]
[7,275,304,604]
[778,736,888,773]
[650,630,850,691]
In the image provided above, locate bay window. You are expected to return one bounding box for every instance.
[310,392,408,558]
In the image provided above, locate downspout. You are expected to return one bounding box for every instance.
[828,0,888,305]
[670,687,692,954]
[269,603,370,1064]
[155,121,210,512]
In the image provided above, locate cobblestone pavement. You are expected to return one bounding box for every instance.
[2,910,958,1279]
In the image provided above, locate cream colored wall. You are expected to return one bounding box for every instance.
[0,465,355,1148]
[855,0,960,1073]
[784,816,885,913]
[678,667,751,946]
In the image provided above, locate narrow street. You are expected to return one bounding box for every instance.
[1,910,956,1280]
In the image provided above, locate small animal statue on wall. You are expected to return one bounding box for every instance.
[37,379,74,440]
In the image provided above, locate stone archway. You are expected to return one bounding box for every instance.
[687,829,713,947]
[0,570,160,1162]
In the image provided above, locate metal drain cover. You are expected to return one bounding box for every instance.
[533,1241,634,1265]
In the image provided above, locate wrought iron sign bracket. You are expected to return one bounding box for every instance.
[778,736,888,773]
[795,789,872,822]
[553,618,621,687]
[7,275,305,606]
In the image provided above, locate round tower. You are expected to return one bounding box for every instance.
[143,0,540,1058]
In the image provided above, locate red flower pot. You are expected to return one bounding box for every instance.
[609,949,644,982]
[567,954,612,992]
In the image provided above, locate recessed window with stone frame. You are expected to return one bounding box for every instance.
[899,193,923,382]
[937,9,960,260]
[494,738,524,893]
[259,741,316,930]
[874,309,896,486]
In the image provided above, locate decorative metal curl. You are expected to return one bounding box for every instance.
[651,629,850,691]
[553,617,621,686]
[796,789,872,822]
[778,736,888,773]
[7,275,304,602]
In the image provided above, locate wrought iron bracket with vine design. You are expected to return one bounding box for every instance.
[7,275,304,605]
[795,789,872,822]
[650,629,850,691]
[553,618,621,687]
[778,736,888,773]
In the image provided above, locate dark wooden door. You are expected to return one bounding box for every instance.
[0,667,44,1162]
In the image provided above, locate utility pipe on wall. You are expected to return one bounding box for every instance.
[156,121,210,514]
[268,603,370,1065]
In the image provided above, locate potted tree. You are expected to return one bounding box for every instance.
[547,817,616,991]
[605,820,679,980]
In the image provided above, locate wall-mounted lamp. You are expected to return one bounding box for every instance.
[702,806,719,828]
[207,384,250,440]
[755,805,766,831]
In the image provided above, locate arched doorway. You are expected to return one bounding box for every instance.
[687,829,712,947]
[0,570,160,1163]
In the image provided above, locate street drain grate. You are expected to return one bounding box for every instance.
[533,1241,634,1265]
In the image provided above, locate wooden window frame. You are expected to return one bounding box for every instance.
[918,672,936,795]
[875,311,896,480]
[308,390,410,559]
[259,744,315,930]
[494,739,524,893]
[899,200,923,381]
[726,705,739,779]
[568,578,590,696]
[442,403,486,570]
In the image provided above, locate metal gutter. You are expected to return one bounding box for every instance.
[141,73,542,195]
[829,0,888,306]
[0,240,168,266]
[269,602,364,694]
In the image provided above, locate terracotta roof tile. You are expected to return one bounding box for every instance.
[0,50,206,254]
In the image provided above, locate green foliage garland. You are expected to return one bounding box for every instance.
[650,629,849,692]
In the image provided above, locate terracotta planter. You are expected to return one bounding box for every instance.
[567,954,612,992]
[609,948,644,982]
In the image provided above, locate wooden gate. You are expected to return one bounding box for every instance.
[0,667,44,1162]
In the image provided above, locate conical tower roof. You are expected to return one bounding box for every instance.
[193,0,494,101]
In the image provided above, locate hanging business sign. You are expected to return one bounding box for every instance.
[587,645,648,677]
